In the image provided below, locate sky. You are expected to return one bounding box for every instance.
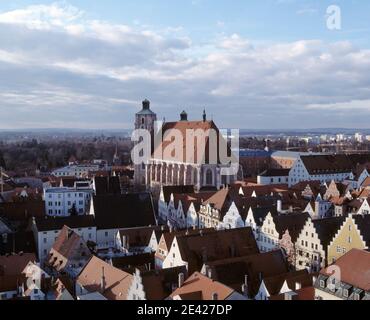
[0,0,370,129]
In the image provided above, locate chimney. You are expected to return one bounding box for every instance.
[277,200,282,213]
[212,293,218,301]
[178,273,185,288]
[207,268,213,279]
[295,282,302,291]
[312,276,317,286]
[203,109,207,122]
[101,267,106,293]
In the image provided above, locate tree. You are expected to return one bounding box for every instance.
[69,203,78,216]
[0,151,6,169]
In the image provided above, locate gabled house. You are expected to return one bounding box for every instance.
[357,198,370,215]
[304,194,333,220]
[258,212,310,261]
[115,226,165,255]
[295,217,345,272]
[158,186,195,223]
[315,249,370,300]
[31,215,96,264]
[47,225,92,278]
[162,228,259,274]
[127,266,187,300]
[327,214,370,264]
[168,272,247,301]
[245,206,278,239]
[154,229,215,269]
[76,256,133,300]
[201,250,291,299]
[89,193,156,250]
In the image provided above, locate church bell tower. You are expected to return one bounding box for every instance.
[134,99,157,186]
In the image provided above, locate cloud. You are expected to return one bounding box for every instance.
[0,2,369,129]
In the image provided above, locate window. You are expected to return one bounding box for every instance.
[343,290,349,298]
[206,169,213,185]
[320,280,325,288]
[43,238,47,244]
[348,237,352,244]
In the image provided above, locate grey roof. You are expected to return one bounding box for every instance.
[92,193,156,230]
[136,109,156,116]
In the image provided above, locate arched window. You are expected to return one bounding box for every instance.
[206,169,213,185]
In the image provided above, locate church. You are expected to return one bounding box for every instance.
[133,100,239,191]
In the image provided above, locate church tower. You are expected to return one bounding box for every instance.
[134,99,157,186]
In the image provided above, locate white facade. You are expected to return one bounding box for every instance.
[221,202,245,230]
[258,213,280,253]
[295,219,326,273]
[258,175,289,185]
[288,157,353,187]
[52,164,102,178]
[357,199,370,215]
[44,183,94,217]
[162,238,188,270]
[32,224,97,264]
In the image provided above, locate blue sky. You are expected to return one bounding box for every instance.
[0,0,369,129]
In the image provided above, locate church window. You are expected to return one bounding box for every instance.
[206,169,213,185]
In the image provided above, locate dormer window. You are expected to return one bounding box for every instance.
[343,289,349,298]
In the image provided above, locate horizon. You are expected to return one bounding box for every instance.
[1,1,370,129]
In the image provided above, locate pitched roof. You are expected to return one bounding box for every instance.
[169,272,235,300]
[34,215,95,232]
[118,226,164,248]
[203,188,232,217]
[93,176,121,195]
[0,201,45,222]
[76,256,133,300]
[175,228,259,274]
[258,169,290,177]
[111,253,155,272]
[313,217,346,248]
[47,226,92,271]
[352,215,370,247]
[162,186,195,203]
[153,120,235,164]
[272,213,311,242]
[92,193,156,230]
[137,266,187,300]
[204,250,289,296]
[0,253,36,276]
[301,154,370,175]
[0,231,36,256]
[320,249,370,291]
[248,206,278,227]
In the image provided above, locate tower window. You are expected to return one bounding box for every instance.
[142,118,145,125]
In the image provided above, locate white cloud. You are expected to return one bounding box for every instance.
[0,2,369,129]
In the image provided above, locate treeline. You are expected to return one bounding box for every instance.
[0,137,133,175]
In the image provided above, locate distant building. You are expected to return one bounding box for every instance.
[257,169,290,185]
[44,181,94,217]
[52,163,106,178]
[288,154,370,187]
[134,100,239,191]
